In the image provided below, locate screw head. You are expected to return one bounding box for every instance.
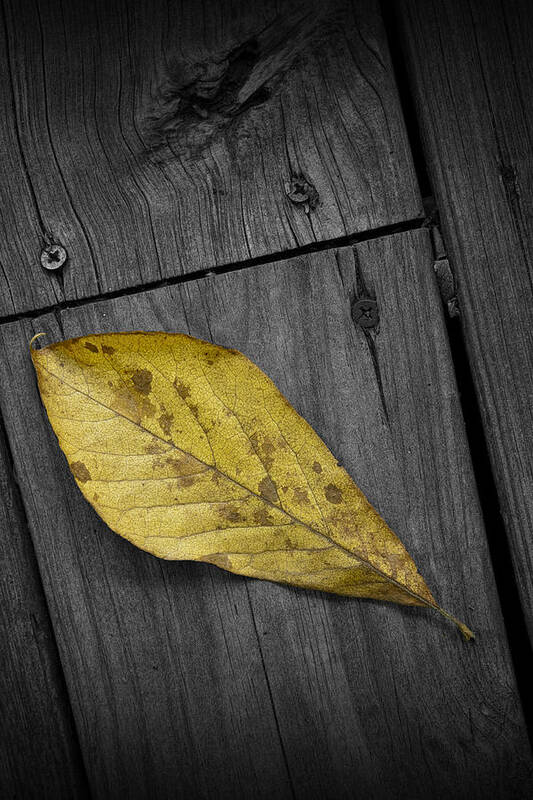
[284,176,319,212]
[40,244,67,271]
[352,297,379,329]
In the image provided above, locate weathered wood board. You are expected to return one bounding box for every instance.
[396,0,533,640]
[0,0,421,318]
[0,230,531,798]
[0,424,89,798]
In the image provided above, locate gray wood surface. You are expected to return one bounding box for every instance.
[396,0,533,640]
[0,423,89,798]
[0,0,421,318]
[0,229,531,798]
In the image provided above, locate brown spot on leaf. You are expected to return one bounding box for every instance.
[145,442,166,455]
[293,487,309,505]
[140,398,156,418]
[258,476,278,503]
[262,439,276,457]
[165,456,188,473]
[111,387,141,422]
[178,475,197,487]
[102,344,115,355]
[249,432,276,469]
[84,342,98,353]
[261,438,276,469]
[312,461,323,474]
[158,410,174,437]
[131,369,153,395]
[385,553,407,577]
[284,536,295,549]
[221,507,243,523]
[252,506,273,526]
[174,378,191,399]
[325,483,342,504]
[70,461,91,483]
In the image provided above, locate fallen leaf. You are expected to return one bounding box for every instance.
[30,331,473,639]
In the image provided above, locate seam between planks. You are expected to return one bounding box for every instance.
[0,216,426,327]
[381,0,533,746]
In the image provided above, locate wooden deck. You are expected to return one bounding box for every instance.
[1,1,532,797]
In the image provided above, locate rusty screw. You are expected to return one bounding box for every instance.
[40,243,67,271]
[352,297,379,329]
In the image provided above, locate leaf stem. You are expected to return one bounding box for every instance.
[29,332,47,350]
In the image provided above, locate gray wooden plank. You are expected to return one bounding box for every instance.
[0,0,421,317]
[0,342,293,797]
[395,0,533,641]
[0,229,531,798]
[0,422,89,798]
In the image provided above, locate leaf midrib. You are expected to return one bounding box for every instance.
[37,355,438,611]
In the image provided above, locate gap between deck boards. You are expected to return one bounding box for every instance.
[0,215,426,327]
[380,0,533,745]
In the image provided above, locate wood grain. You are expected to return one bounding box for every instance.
[0,230,531,798]
[0,422,89,798]
[0,0,421,317]
[395,0,533,640]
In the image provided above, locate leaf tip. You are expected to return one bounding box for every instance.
[457,621,475,642]
[437,605,475,641]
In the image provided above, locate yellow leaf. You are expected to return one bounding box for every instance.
[30,331,473,639]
